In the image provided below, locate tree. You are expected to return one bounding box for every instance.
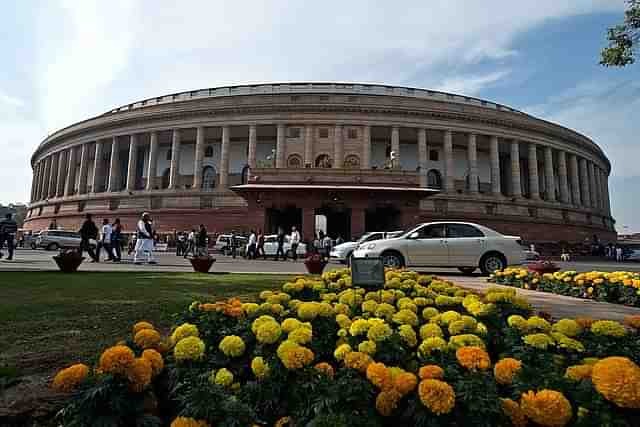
[601,0,640,66]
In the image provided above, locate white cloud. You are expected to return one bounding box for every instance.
[0,90,25,108]
[435,70,511,95]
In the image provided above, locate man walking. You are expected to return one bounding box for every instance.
[230,230,238,259]
[111,218,123,262]
[275,227,286,261]
[290,226,301,261]
[134,212,156,264]
[257,229,266,260]
[196,224,208,256]
[0,213,18,260]
[184,228,196,258]
[96,218,114,262]
[79,213,98,262]
[247,229,257,260]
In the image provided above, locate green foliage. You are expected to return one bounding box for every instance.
[601,0,640,66]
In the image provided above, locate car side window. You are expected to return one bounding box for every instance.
[447,224,485,238]
[416,224,446,239]
[367,234,383,242]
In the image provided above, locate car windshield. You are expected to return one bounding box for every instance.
[358,233,380,243]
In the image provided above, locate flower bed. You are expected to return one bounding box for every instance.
[52,268,640,426]
[489,268,640,307]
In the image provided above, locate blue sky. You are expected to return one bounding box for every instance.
[1,1,638,232]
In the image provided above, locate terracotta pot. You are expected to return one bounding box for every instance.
[304,258,327,275]
[53,255,85,272]
[190,257,216,273]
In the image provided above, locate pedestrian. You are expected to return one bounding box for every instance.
[616,246,623,262]
[0,213,18,260]
[49,219,57,230]
[257,229,266,259]
[196,224,208,256]
[248,229,257,259]
[313,232,321,254]
[78,213,98,262]
[275,227,286,260]
[96,218,114,262]
[134,212,156,264]
[322,232,332,258]
[128,236,136,255]
[230,230,238,259]
[184,228,196,258]
[290,226,301,261]
[111,218,123,262]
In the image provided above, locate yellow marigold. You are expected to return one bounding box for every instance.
[527,316,551,332]
[494,358,522,385]
[215,368,234,387]
[375,390,402,417]
[564,365,592,382]
[134,328,162,350]
[422,307,439,320]
[522,333,555,350]
[398,325,418,347]
[51,363,89,392]
[335,314,352,329]
[171,323,199,344]
[394,372,418,395]
[333,343,352,361]
[418,379,456,415]
[256,321,283,344]
[358,340,377,355]
[132,321,154,335]
[219,335,245,357]
[98,345,135,376]
[456,346,491,371]
[278,342,314,370]
[174,336,206,362]
[420,323,444,339]
[419,365,444,380]
[344,351,373,373]
[367,322,393,342]
[251,356,270,379]
[520,390,572,427]
[624,315,640,329]
[349,319,371,336]
[314,362,335,378]
[392,309,419,326]
[170,417,210,427]
[551,319,583,337]
[242,302,259,316]
[142,349,164,377]
[448,334,485,351]
[126,357,152,392]
[367,362,393,391]
[507,315,529,331]
[418,337,448,356]
[297,302,319,321]
[591,357,640,408]
[590,320,627,337]
[501,398,527,427]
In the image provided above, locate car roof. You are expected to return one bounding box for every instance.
[412,221,502,236]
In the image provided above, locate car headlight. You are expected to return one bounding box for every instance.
[366,243,376,250]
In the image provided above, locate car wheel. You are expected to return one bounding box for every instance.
[47,242,59,251]
[31,243,37,249]
[381,251,404,269]
[458,267,476,275]
[480,252,506,275]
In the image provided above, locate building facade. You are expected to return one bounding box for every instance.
[25,83,615,243]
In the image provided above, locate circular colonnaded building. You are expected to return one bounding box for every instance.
[25,82,615,244]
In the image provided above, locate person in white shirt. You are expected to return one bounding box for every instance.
[247,230,257,259]
[134,212,156,264]
[290,226,301,261]
[96,218,114,262]
[184,229,196,258]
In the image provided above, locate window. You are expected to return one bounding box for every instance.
[415,224,446,239]
[446,224,484,238]
[318,128,329,138]
[204,146,214,158]
[343,154,360,169]
[288,127,301,138]
[166,149,172,161]
[287,155,303,168]
[315,154,332,168]
[427,169,442,189]
[348,128,358,139]
[429,150,439,161]
[202,166,216,189]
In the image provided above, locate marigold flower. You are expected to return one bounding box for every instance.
[358,340,377,355]
[551,319,583,337]
[134,328,162,350]
[494,358,522,385]
[522,333,555,350]
[564,364,592,382]
[170,417,210,427]
[590,320,627,337]
[314,362,335,378]
[456,346,491,371]
[418,379,455,415]
[214,368,234,387]
[126,357,152,392]
[333,343,352,361]
[501,398,527,427]
[288,326,312,344]
[419,365,444,380]
[349,319,371,336]
[256,321,282,344]
[420,323,444,339]
[591,357,640,408]
[422,307,439,320]
[367,322,393,342]
[398,324,418,347]
[251,356,270,379]
[99,345,135,376]
[375,390,402,416]
[344,351,373,373]
[392,309,419,326]
[394,372,418,395]
[51,363,89,392]
[142,349,164,376]
[174,336,206,362]
[297,302,319,321]
[574,316,595,329]
[520,389,572,427]
[418,337,448,356]
[274,416,292,427]
[507,315,529,332]
[171,323,199,344]
[132,321,154,335]
[335,314,352,329]
[623,315,640,329]
[367,362,393,391]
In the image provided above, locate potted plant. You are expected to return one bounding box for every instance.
[304,252,328,275]
[527,259,560,274]
[53,248,85,273]
[189,254,216,273]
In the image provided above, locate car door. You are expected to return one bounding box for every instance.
[445,223,485,266]
[404,224,448,266]
[263,236,277,256]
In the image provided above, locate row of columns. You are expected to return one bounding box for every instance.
[30,125,611,215]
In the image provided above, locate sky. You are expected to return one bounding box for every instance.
[1,1,638,232]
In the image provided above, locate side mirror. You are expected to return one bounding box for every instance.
[408,232,420,239]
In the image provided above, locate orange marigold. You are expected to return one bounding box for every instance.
[344,351,373,373]
[494,358,522,385]
[367,362,393,391]
[623,315,640,329]
[134,328,162,349]
[418,379,456,415]
[501,398,527,427]
[142,349,164,377]
[51,363,89,392]
[170,417,210,427]
[281,346,314,370]
[274,416,292,427]
[419,365,444,380]
[394,372,418,395]
[126,357,153,393]
[591,357,640,409]
[133,321,155,335]
[520,390,572,427]
[314,362,335,378]
[456,346,491,371]
[98,345,135,376]
[375,390,402,416]
[574,316,595,329]
[564,365,592,382]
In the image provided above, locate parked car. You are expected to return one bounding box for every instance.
[330,231,404,264]
[351,221,526,275]
[213,234,249,256]
[262,235,307,258]
[34,230,97,251]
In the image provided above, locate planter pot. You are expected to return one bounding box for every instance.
[528,265,561,275]
[190,257,216,273]
[53,255,85,273]
[304,258,328,275]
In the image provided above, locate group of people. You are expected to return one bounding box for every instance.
[175,225,210,257]
[243,226,302,261]
[0,213,18,260]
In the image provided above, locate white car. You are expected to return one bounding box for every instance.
[351,221,525,275]
[263,235,307,258]
[330,231,404,264]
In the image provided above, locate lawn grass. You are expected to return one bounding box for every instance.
[0,272,294,376]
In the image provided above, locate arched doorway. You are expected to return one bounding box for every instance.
[202,166,216,189]
[427,169,442,189]
[315,154,331,168]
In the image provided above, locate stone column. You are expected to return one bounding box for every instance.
[108,136,120,192]
[57,150,68,197]
[219,125,230,189]
[42,156,52,199]
[527,143,540,200]
[362,125,371,169]
[48,153,59,198]
[91,141,104,193]
[544,146,556,202]
[490,136,501,196]
[248,125,258,168]
[510,140,522,198]
[579,158,590,207]
[569,154,580,206]
[418,128,427,187]
[333,124,343,168]
[192,127,205,189]
[146,132,159,190]
[275,124,285,168]
[557,151,569,203]
[588,162,598,209]
[168,129,181,189]
[467,133,478,194]
[126,134,139,191]
[603,171,611,215]
[64,147,77,196]
[303,125,313,167]
[443,130,454,193]
[30,164,38,202]
[78,144,89,194]
[391,126,400,169]
[32,162,40,201]
[594,166,603,211]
